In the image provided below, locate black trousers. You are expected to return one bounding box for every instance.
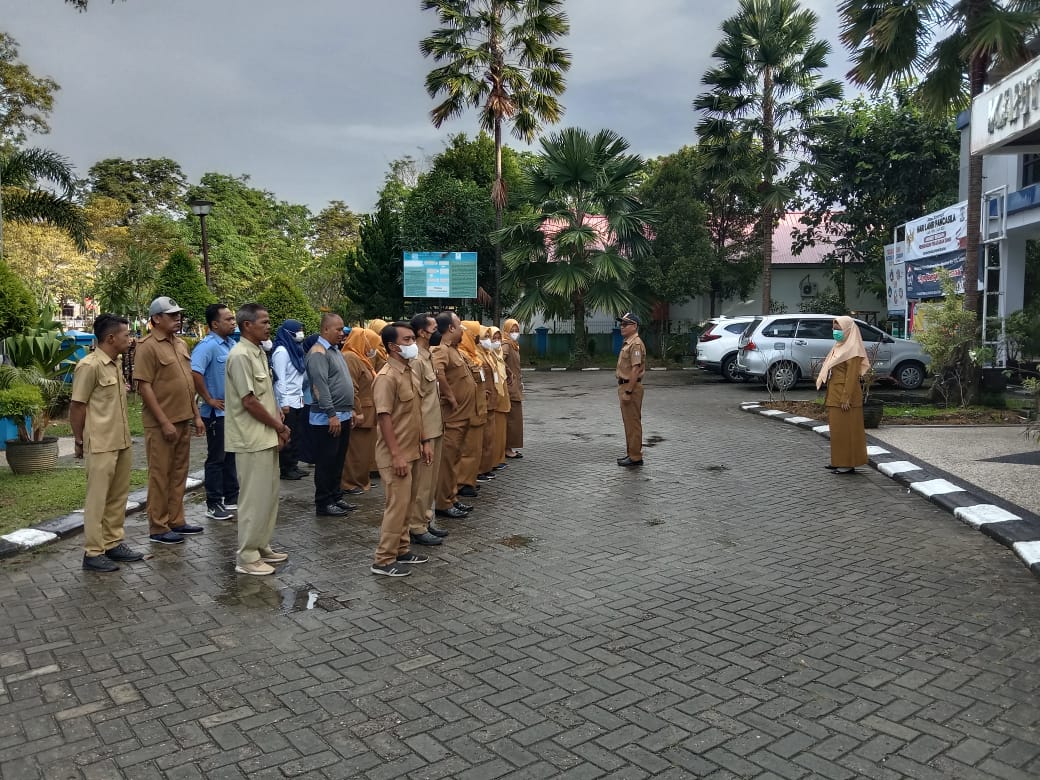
[310,422,350,508]
[204,414,238,505]
[278,406,305,474]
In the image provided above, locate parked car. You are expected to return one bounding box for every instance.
[695,316,756,382]
[735,314,931,390]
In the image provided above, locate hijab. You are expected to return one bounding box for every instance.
[487,326,508,396]
[459,320,483,367]
[367,319,389,365]
[273,319,306,375]
[503,318,521,353]
[341,326,376,375]
[816,315,870,389]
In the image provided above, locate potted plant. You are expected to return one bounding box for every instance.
[0,367,62,474]
[861,343,884,429]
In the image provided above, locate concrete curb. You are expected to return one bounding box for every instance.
[520,366,700,372]
[740,402,1040,579]
[0,469,206,561]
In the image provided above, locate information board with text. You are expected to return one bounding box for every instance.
[402,252,478,299]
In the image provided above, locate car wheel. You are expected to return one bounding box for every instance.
[767,360,799,392]
[721,354,742,382]
[895,361,925,390]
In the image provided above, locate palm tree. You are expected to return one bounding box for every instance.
[495,127,656,365]
[839,0,1040,314]
[1,147,89,255]
[694,0,842,315]
[420,0,571,322]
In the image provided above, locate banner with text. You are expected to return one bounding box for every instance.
[402,251,478,299]
[883,242,907,314]
[902,201,968,261]
[904,250,966,300]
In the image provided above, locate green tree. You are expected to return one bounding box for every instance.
[343,204,405,321]
[94,245,161,326]
[839,0,1040,314]
[254,273,320,335]
[496,127,656,365]
[694,0,843,314]
[0,147,89,252]
[151,248,215,333]
[0,258,36,336]
[0,32,60,147]
[86,157,188,223]
[421,0,572,321]
[304,200,361,311]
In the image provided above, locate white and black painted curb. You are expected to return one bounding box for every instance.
[0,469,206,561]
[740,401,1040,579]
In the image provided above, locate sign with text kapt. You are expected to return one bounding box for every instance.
[902,201,967,261]
[402,252,478,299]
[971,55,1040,155]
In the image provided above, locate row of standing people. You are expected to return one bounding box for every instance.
[70,297,526,579]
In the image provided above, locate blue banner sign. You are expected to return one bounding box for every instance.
[402,252,478,299]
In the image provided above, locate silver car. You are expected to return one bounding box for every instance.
[695,316,756,382]
[735,314,931,390]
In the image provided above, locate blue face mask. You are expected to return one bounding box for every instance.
[832,329,844,341]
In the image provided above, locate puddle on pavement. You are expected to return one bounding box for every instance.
[214,577,354,614]
[498,535,535,548]
[644,435,665,447]
[704,464,729,472]
[645,518,664,526]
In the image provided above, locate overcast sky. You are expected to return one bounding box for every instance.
[5,0,854,215]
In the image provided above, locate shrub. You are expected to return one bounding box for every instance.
[254,274,320,335]
[0,382,43,443]
[0,259,37,337]
[152,248,215,332]
[913,269,978,406]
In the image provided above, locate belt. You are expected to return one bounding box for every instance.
[618,378,642,385]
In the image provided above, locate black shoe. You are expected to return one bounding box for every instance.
[342,487,365,495]
[280,469,306,480]
[206,503,233,520]
[435,506,468,519]
[476,473,492,482]
[617,457,644,467]
[371,562,410,577]
[453,501,473,512]
[316,504,350,517]
[458,485,478,498]
[832,467,857,475]
[396,552,429,564]
[105,543,144,562]
[824,465,838,470]
[172,524,204,535]
[428,524,449,538]
[83,554,119,572]
[493,463,506,471]
[410,532,443,546]
[149,531,184,545]
[334,500,358,511]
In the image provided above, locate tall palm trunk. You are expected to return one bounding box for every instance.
[964,25,988,316]
[573,289,587,366]
[760,70,775,314]
[493,117,504,323]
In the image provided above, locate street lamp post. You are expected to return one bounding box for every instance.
[189,198,214,289]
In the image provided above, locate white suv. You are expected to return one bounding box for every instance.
[735,314,930,390]
[695,316,756,382]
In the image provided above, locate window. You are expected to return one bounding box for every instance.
[857,322,882,343]
[761,318,798,338]
[725,322,749,335]
[1024,154,1040,188]
[796,319,833,340]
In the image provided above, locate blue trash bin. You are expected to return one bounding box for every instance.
[535,327,549,357]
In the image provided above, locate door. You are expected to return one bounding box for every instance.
[793,318,834,383]
[856,320,892,374]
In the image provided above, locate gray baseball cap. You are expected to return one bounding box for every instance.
[149,296,184,317]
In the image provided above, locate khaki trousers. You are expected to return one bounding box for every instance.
[436,422,467,510]
[506,401,524,449]
[375,458,422,566]
[479,417,495,475]
[83,447,132,557]
[619,383,644,460]
[409,436,442,534]
[145,420,193,534]
[342,425,376,491]
[236,448,280,565]
[459,421,484,488]
[493,411,507,466]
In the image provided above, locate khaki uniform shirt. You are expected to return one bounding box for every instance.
[224,339,279,453]
[373,358,422,468]
[503,341,523,402]
[432,344,476,425]
[133,330,196,426]
[343,351,376,430]
[413,345,443,441]
[71,350,131,454]
[616,334,646,381]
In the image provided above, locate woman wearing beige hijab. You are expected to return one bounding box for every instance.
[366,319,389,372]
[487,326,511,468]
[340,328,379,493]
[816,315,869,474]
[502,318,524,458]
[458,321,490,490]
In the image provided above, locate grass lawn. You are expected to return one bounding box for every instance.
[47,394,146,438]
[0,465,148,536]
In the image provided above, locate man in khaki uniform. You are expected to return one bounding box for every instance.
[224,304,292,576]
[432,311,476,518]
[134,296,205,544]
[407,313,449,546]
[70,314,145,572]
[616,312,646,467]
[371,322,433,577]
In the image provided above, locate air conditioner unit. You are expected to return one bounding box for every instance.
[800,282,817,297]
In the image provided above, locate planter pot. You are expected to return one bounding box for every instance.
[862,400,884,429]
[4,436,59,475]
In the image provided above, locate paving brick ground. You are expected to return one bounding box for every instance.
[2,370,1039,779]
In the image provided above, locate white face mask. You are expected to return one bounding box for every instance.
[293,331,305,342]
[479,338,493,350]
[399,343,419,360]
[492,340,502,350]
[260,339,273,352]
[509,332,520,341]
